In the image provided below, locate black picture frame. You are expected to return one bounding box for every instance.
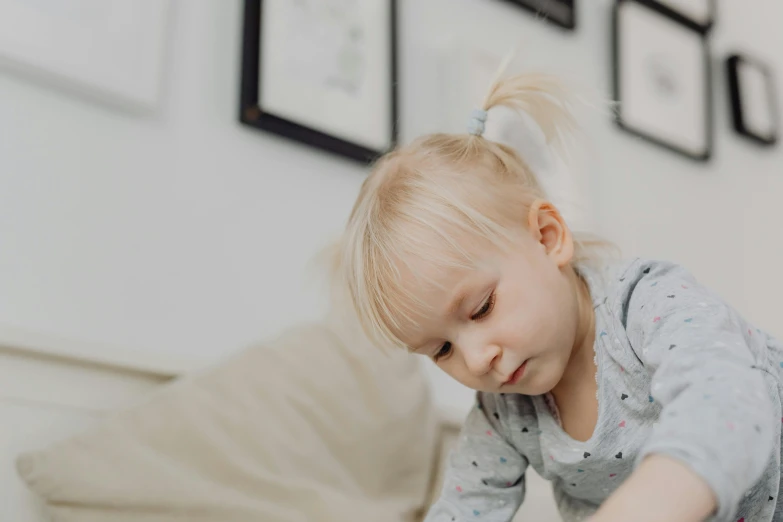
[239,0,399,164]
[643,0,716,34]
[726,54,779,147]
[612,0,713,162]
[501,0,576,30]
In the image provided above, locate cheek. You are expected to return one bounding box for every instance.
[514,290,561,340]
[514,285,576,359]
[437,356,496,392]
[435,356,464,380]
[440,364,485,391]
[497,285,555,351]
[539,270,578,329]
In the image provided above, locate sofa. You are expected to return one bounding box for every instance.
[5,315,559,521]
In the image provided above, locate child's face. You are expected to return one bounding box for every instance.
[398,203,590,396]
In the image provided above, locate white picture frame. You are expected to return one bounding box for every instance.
[239,0,398,163]
[613,0,712,161]
[0,0,172,112]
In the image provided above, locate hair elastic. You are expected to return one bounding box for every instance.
[467,108,488,136]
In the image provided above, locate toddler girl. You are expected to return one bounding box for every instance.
[334,68,782,522]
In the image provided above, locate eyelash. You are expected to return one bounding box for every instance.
[471,291,496,321]
[434,292,496,361]
[434,342,452,361]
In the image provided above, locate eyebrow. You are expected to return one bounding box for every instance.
[447,290,470,318]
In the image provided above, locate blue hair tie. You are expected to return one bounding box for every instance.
[467,108,488,136]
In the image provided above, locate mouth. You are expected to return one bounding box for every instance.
[503,361,528,387]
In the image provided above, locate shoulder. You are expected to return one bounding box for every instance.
[618,257,719,308]
[586,257,726,328]
[598,257,705,307]
[608,258,745,348]
[612,257,695,288]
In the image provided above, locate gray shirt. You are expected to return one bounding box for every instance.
[425,258,783,522]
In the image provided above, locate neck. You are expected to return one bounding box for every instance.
[551,267,596,403]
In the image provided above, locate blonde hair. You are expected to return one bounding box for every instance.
[333,67,610,351]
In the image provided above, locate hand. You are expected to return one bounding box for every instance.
[590,454,716,522]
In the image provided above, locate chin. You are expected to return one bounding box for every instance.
[518,382,554,396]
[518,366,564,396]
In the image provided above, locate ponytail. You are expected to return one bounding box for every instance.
[473,50,576,145]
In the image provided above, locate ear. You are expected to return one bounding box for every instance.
[527,200,574,267]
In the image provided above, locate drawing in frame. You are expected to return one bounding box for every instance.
[239,0,399,164]
[613,0,713,161]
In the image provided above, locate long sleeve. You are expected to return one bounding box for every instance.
[424,392,528,521]
[624,261,777,522]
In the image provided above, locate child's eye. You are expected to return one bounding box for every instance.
[434,342,452,361]
[471,292,496,321]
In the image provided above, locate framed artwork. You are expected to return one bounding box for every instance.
[239,0,398,164]
[612,0,712,161]
[0,0,172,112]
[501,0,576,30]
[726,54,779,146]
[645,0,715,33]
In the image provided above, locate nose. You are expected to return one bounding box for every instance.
[463,341,502,377]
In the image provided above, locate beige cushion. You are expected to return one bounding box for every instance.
[16,322,438,522]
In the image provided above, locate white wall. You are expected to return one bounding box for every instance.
[0,0,364,366]
[0,0,781,393]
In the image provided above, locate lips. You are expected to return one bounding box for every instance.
[503,361,527,386]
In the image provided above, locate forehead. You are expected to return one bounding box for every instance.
[397,252,471,298]
[394,227,500,288]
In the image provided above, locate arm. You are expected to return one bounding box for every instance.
[591,454,715,522]
[594,261,776,522]
[425,392,528,521]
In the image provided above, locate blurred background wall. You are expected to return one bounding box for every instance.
[0,0,780,387]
